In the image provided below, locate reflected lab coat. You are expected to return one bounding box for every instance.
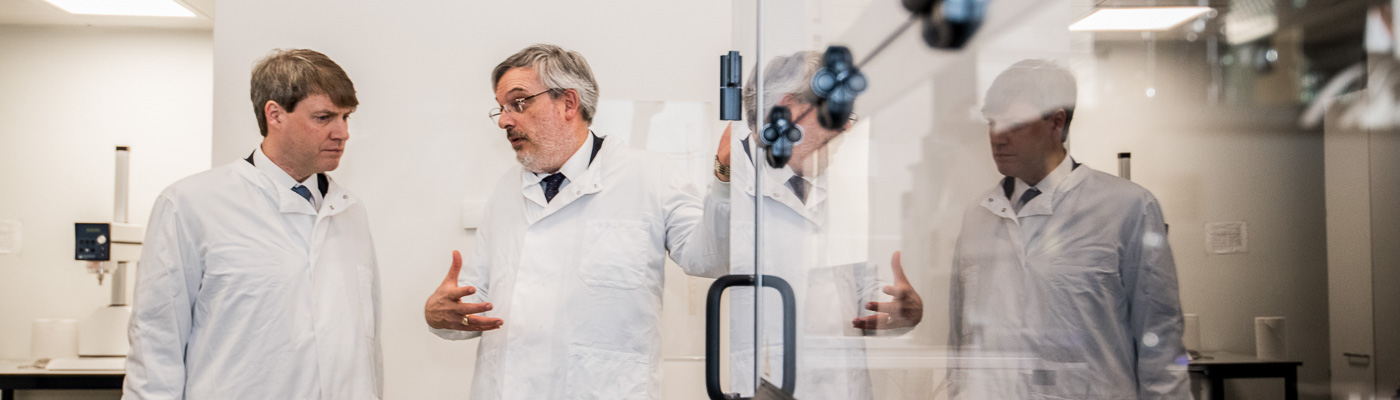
[726,141,884,400]
[948,164,1190,399]
[124,157,381,400]
[431,137,730,400]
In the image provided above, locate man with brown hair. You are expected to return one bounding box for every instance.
[124,49,382,399]
[947,59,1189,399]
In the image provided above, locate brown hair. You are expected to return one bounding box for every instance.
[250,49,358,136]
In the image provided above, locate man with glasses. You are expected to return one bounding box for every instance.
[719,50,924,400]
[422,44,730,400]
[947,59,1190,399]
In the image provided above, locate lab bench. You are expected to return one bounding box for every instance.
[0,360,123,400]
[1189,352,1302,400]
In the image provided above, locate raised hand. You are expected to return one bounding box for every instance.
[852,251,924,330]
[424,250,503,331]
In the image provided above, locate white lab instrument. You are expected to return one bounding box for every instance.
[69,146,143,359]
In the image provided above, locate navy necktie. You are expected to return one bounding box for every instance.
[1018,187,1041,209]
[541,173,566,203]
[291,185,314,204]
[788,175,809,204]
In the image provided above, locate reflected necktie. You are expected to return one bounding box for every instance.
[788,175,809,204]
[291,185,314,204]
[541,173,566,203]
[1017,187,1042,210]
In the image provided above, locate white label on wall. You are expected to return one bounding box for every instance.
[1206,221,1248,254]
[0,219,21,255]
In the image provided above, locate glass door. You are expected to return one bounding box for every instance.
[706,0,1384,399]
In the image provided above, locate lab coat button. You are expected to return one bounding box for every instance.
[342,195,348,199]
[330,205,336,210]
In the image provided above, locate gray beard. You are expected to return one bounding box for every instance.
[517,152,542,173]
[516,140,571,174]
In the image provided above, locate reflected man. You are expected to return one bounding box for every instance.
[422,44,730,400]
[948,59,1190,399]
[719,50,923,400]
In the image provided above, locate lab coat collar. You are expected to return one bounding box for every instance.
[982,158,1086,220]
[519,132,603,206]
[236,149,357,217]
[1006,156,1077,217]
[524,133,609,222]
[248,148,328,210]
[739,137,826,225]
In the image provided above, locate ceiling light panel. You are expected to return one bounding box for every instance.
[1069,7,1212,31]
[43,0,196,17]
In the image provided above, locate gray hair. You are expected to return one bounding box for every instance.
[743,51,823,130]
[492,44,600,123]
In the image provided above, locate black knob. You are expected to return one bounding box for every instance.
[759,105,802,168]
[920,0,986,50]
[903,0,937,14]
[810,46,866,131]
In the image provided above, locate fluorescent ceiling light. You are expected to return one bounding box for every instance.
[43,0,195,17]
[1069,7,1211,31]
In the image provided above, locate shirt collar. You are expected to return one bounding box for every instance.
[253,146,321,203]
[742,136,828,208]
[1008,155,1073,212]
[521,131,594,183]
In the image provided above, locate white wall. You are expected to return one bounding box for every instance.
[0,25,212,399]
[211,2,732,399]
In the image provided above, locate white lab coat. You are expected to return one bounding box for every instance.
[726,141,883,400]
[124,157,382,400]
[431,136,729,400]
[948,164,1190,399]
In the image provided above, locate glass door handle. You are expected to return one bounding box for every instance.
[705,274,797,400]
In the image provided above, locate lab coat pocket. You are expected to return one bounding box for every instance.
[1028,363,1095,400]
[565,345,651,400]
[579,220,654,290]
[1046,245,1121,294]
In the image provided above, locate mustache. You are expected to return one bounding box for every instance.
[506,129,529,141]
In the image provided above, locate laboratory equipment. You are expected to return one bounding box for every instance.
[1118,152,1131,180]
[70,146,143,358]
[720,51,743,121]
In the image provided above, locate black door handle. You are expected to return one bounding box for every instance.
[705,274,797,400]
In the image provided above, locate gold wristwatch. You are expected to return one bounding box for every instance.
[714,156,730,180]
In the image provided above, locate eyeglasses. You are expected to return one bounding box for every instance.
[489,89,554,124]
